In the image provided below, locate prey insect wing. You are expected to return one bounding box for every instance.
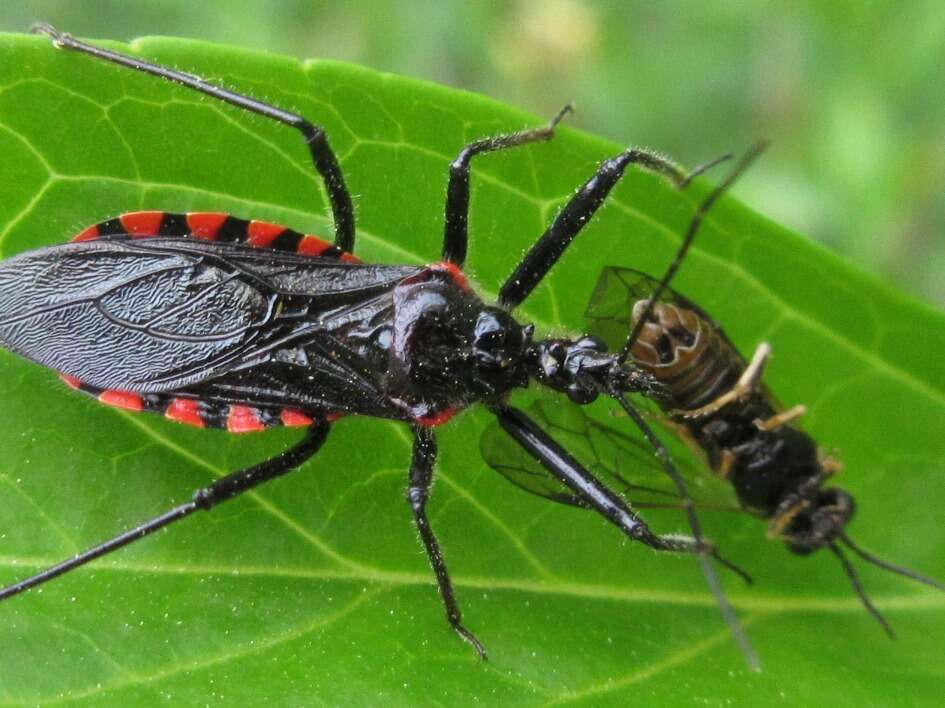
[480,398,740,513]
[587,266,741,363]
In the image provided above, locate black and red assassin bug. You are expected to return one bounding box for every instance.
[485,267,945,639]
[0,24,766,662]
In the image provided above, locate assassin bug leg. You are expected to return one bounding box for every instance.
[442,104,573,266]
[497,148,732,309]
[408,427,487,659]
[495,407,750,572]
[0,422,330,602]
[30,23,356,252]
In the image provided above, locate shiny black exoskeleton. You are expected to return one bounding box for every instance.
[0,24,763,664]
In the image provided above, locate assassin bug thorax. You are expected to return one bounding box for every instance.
[1,24,858,666]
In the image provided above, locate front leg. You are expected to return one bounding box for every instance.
[407,426,486,659]
[498,148,730,309]
[496,403,760,668]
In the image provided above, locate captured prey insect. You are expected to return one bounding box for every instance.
[585,268,945,634]
[484,266,945,638]
[1,24,760,662]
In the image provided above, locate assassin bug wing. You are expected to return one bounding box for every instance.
[481,399,739,512]
[0,238,273,391]
[0,236,421,393]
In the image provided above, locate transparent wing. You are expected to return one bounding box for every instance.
[584,265,742,356]
[480,398,741,513]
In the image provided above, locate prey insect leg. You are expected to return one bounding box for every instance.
[442,105,572,266]
[31,23,356,253]
[0,422,330,602]
[613,393,759,669]
[407,427,486,659]
[672,342,772,420]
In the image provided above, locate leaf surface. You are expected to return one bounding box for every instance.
[0,33,943,706]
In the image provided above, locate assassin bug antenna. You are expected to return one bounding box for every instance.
[613,392,760,670]
[618,141,769,364]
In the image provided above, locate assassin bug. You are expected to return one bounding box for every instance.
[486,267,945,640]
[1,24,761,662]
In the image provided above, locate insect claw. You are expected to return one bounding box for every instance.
[550,103,575,128]
[30,22,65,46]
[454,624,488,661]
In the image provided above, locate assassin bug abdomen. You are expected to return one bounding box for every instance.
[584,266,945,634]
[2,24,774,664]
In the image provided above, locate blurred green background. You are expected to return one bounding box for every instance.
[3,0,943,305]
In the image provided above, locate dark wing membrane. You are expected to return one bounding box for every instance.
[480,398,739,512]
[0,237,420,394]
[584,266,743,357]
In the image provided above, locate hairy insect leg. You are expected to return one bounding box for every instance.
[497,146,731,309]
[673,342,773,420]
[0,422,329,602]
[495,406,732,558]
[442,105,572,266]
[31,23,356,253]
[407,427,487,659]
[496,404,760,669]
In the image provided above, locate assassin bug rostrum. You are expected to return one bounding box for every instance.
[0,24,761,664]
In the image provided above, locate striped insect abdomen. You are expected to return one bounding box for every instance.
[629,300,744,411]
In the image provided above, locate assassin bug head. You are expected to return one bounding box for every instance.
[528,335,663,404]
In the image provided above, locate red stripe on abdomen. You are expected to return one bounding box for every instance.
[120,211,165,237]
[165,398,205,428]
[186,212,228,240]
[247,220,286,248]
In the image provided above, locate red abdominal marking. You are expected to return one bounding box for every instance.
[280,408,314,427]
[185,212,228,240]
[247,220,286,248]
[120,211,165,237]
[165,398,205,428]
[226,404,266,433]
[97,390,144,412]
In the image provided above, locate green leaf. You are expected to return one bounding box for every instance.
[0,32,943,706]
